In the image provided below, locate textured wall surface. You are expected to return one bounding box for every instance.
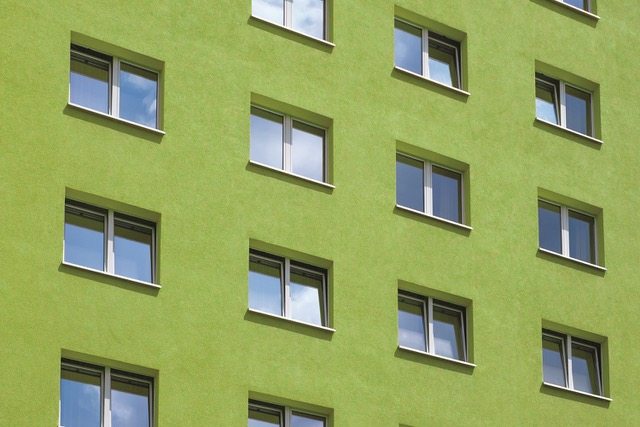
[1,0,638,425]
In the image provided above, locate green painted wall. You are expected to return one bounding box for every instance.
[1,0,638,425]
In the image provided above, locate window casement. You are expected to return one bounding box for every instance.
[63,200,157,285]
[398,292,468,363]
[252,0,327,41]
[542,331,604,397]
[394,18,462,90]
[538,199,599,267]
[248,250,328,328]
[60,359,154,427]
[396,153,465,226]
[250,106,327,184]
[535,73,594,138]
[249,400,326,427]
[561,0,592,12]
[69,44,160,130]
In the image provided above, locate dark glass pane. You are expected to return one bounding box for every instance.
[543,335,567,386]
[114,219,153,283]
[111,376,151,427]
[538,201,562,254]
[70,52,110,113]
[572,342,600,394]
[292,0,325,39]
[432,165,462,223]
[398,297,426,351]
[569,210,595,263]
[252,0,284,25]
[428,38,458,87]
[396,154,424,212]
[64,207,105,271]
[563,0,589,11]
[289,267,324,326]
[394,20,422,75]
[119,63,158,128]
[292,121,324,182]
[249,406,281,427]
[566,85,591,136]
[291,412,326,427]
[60,366,102,427]
[249,257,282,316]
[536,80,559,124]
[251,107,284,170]
[433,304,464,360]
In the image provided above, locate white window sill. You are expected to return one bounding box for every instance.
[542,382,611,402]
[547,0,600,20]
[393,67,470,97]
[250,15,335,47]
[398,346,476,368]
[68,103,166,135]
[248,308,335,332]
[61,261,162,289]
[535,118,602,145]
[395,204,472,231]
[538,248,607,271]
[249,160,335,189]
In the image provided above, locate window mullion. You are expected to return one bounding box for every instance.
[284,0,293,27]
[566,335,574,389]
[560,206,570,257]
[422,30,429,78]
[559,81,567,128]
[112,57,120,118]
[425,161,433,215]
[284,116,293,172]
[107,210,115,274]
[284,407,291,427]
[104,367,111,427]
[283,258,290,318]
[427,297,434,354]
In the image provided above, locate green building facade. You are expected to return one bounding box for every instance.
[1,0,636,425]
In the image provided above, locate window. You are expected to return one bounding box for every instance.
[398,292,467,362]
[538,199,598,266]
[394,18,462,89]
[542,331,603,396]
[535,73,593,137]
[396,153,464,224]
[249,250,328,327]
[249,400,326,427]
[250,106,327,183]
[60,359,153,427]
[70,44,160,129]
[64,200,156,284]
[252,0,327,40]
[561,0,591,12]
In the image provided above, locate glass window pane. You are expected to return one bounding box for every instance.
[70,52,110,113]
[252,0,284,25]
[291,412,326,427]
[111,376,151,427]
[538,201,562,254]
[64,207,105,271]
[433,304,464,360]
[428,39,459,87]
[292,0,325,39]
[249,407,281,427]
[396,154,424,212]
[249,257,283,316]
[289,267,325,326]
[394,20,422,75]
[432,165,462,223]
[542,335,567,386]
[569,210,595,263]
[251,107,284,170]
[571,343,600,395]
[119,63,158,128]
[292,121,325,182]
[563,0,589,10]
[60,366,102,427]
[536,80,559,124]
[398,297,426,352]
[114,219,153,283]
[565,86,591,136]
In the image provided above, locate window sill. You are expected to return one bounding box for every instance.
[393,67,470,97]
[538,248,607,271]
[248,308,335,333]
[547,0,600,20]
[395,205,472,231]
[535,118,602,145]
[249,160,335,189]
[542,382,611,401]
[398,346,476,368]
[61,262,162,289]
[67,103,165,135]
[249,15,335,48]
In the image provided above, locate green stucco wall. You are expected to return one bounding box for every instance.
[1,0,638,425]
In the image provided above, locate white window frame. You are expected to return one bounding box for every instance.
[69,45,161,131]
[251,0,329,42]
[249,250,329,328]
[398,292,468,363]
[59,359,154,427]
[538,199,600,267]
[63,200,157,286]
[396,153,466,226]
[248,400,327,427]
[542,331,603,397]
[394,18,463,90]
[535,74,594,137]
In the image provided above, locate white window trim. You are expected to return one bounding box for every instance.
[396,153,468,227]
[67,103,166,135]
[248,160,335,189]
[250,15,335,47]
[549,0,600,20]
[249,400,327,427]
[393,66,471,96]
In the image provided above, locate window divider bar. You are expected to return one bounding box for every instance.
[559,81,567,128]
[566,335,574,390]
[422,30,430,79]
[283,258,290,318]
[425,161,433,216]
[284,407,291,427]
[284,116,293,172]
[112,57,120,118]
[107,210,115,274]
[560,206,570,257]
[284,0,293,27]
[104,367,112,427]
[427,297,434,355]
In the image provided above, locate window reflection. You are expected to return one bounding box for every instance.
[394,20,422,75]
[64,206,105,271]
[538,201,562,254]
[433,304,464,360]
[70,52,110,113]
[428,38,458,87]
[250,107,285,170]
[565,86,591,136]
[292,121,324,182]
[252,0,285,25]
[292,0,325,39]
[432,166,461,223]
[289,267,324,326]
[60,366,102,427]
[542,335,566,386]
[535,80,559,124]
[249,257,283,316]
[111,376,151,427]
[114,219,153,283]
[291,412,326,427]
[396,154,424,212]
[398,297,427,352]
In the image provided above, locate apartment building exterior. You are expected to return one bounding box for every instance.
[1,0,637,425]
